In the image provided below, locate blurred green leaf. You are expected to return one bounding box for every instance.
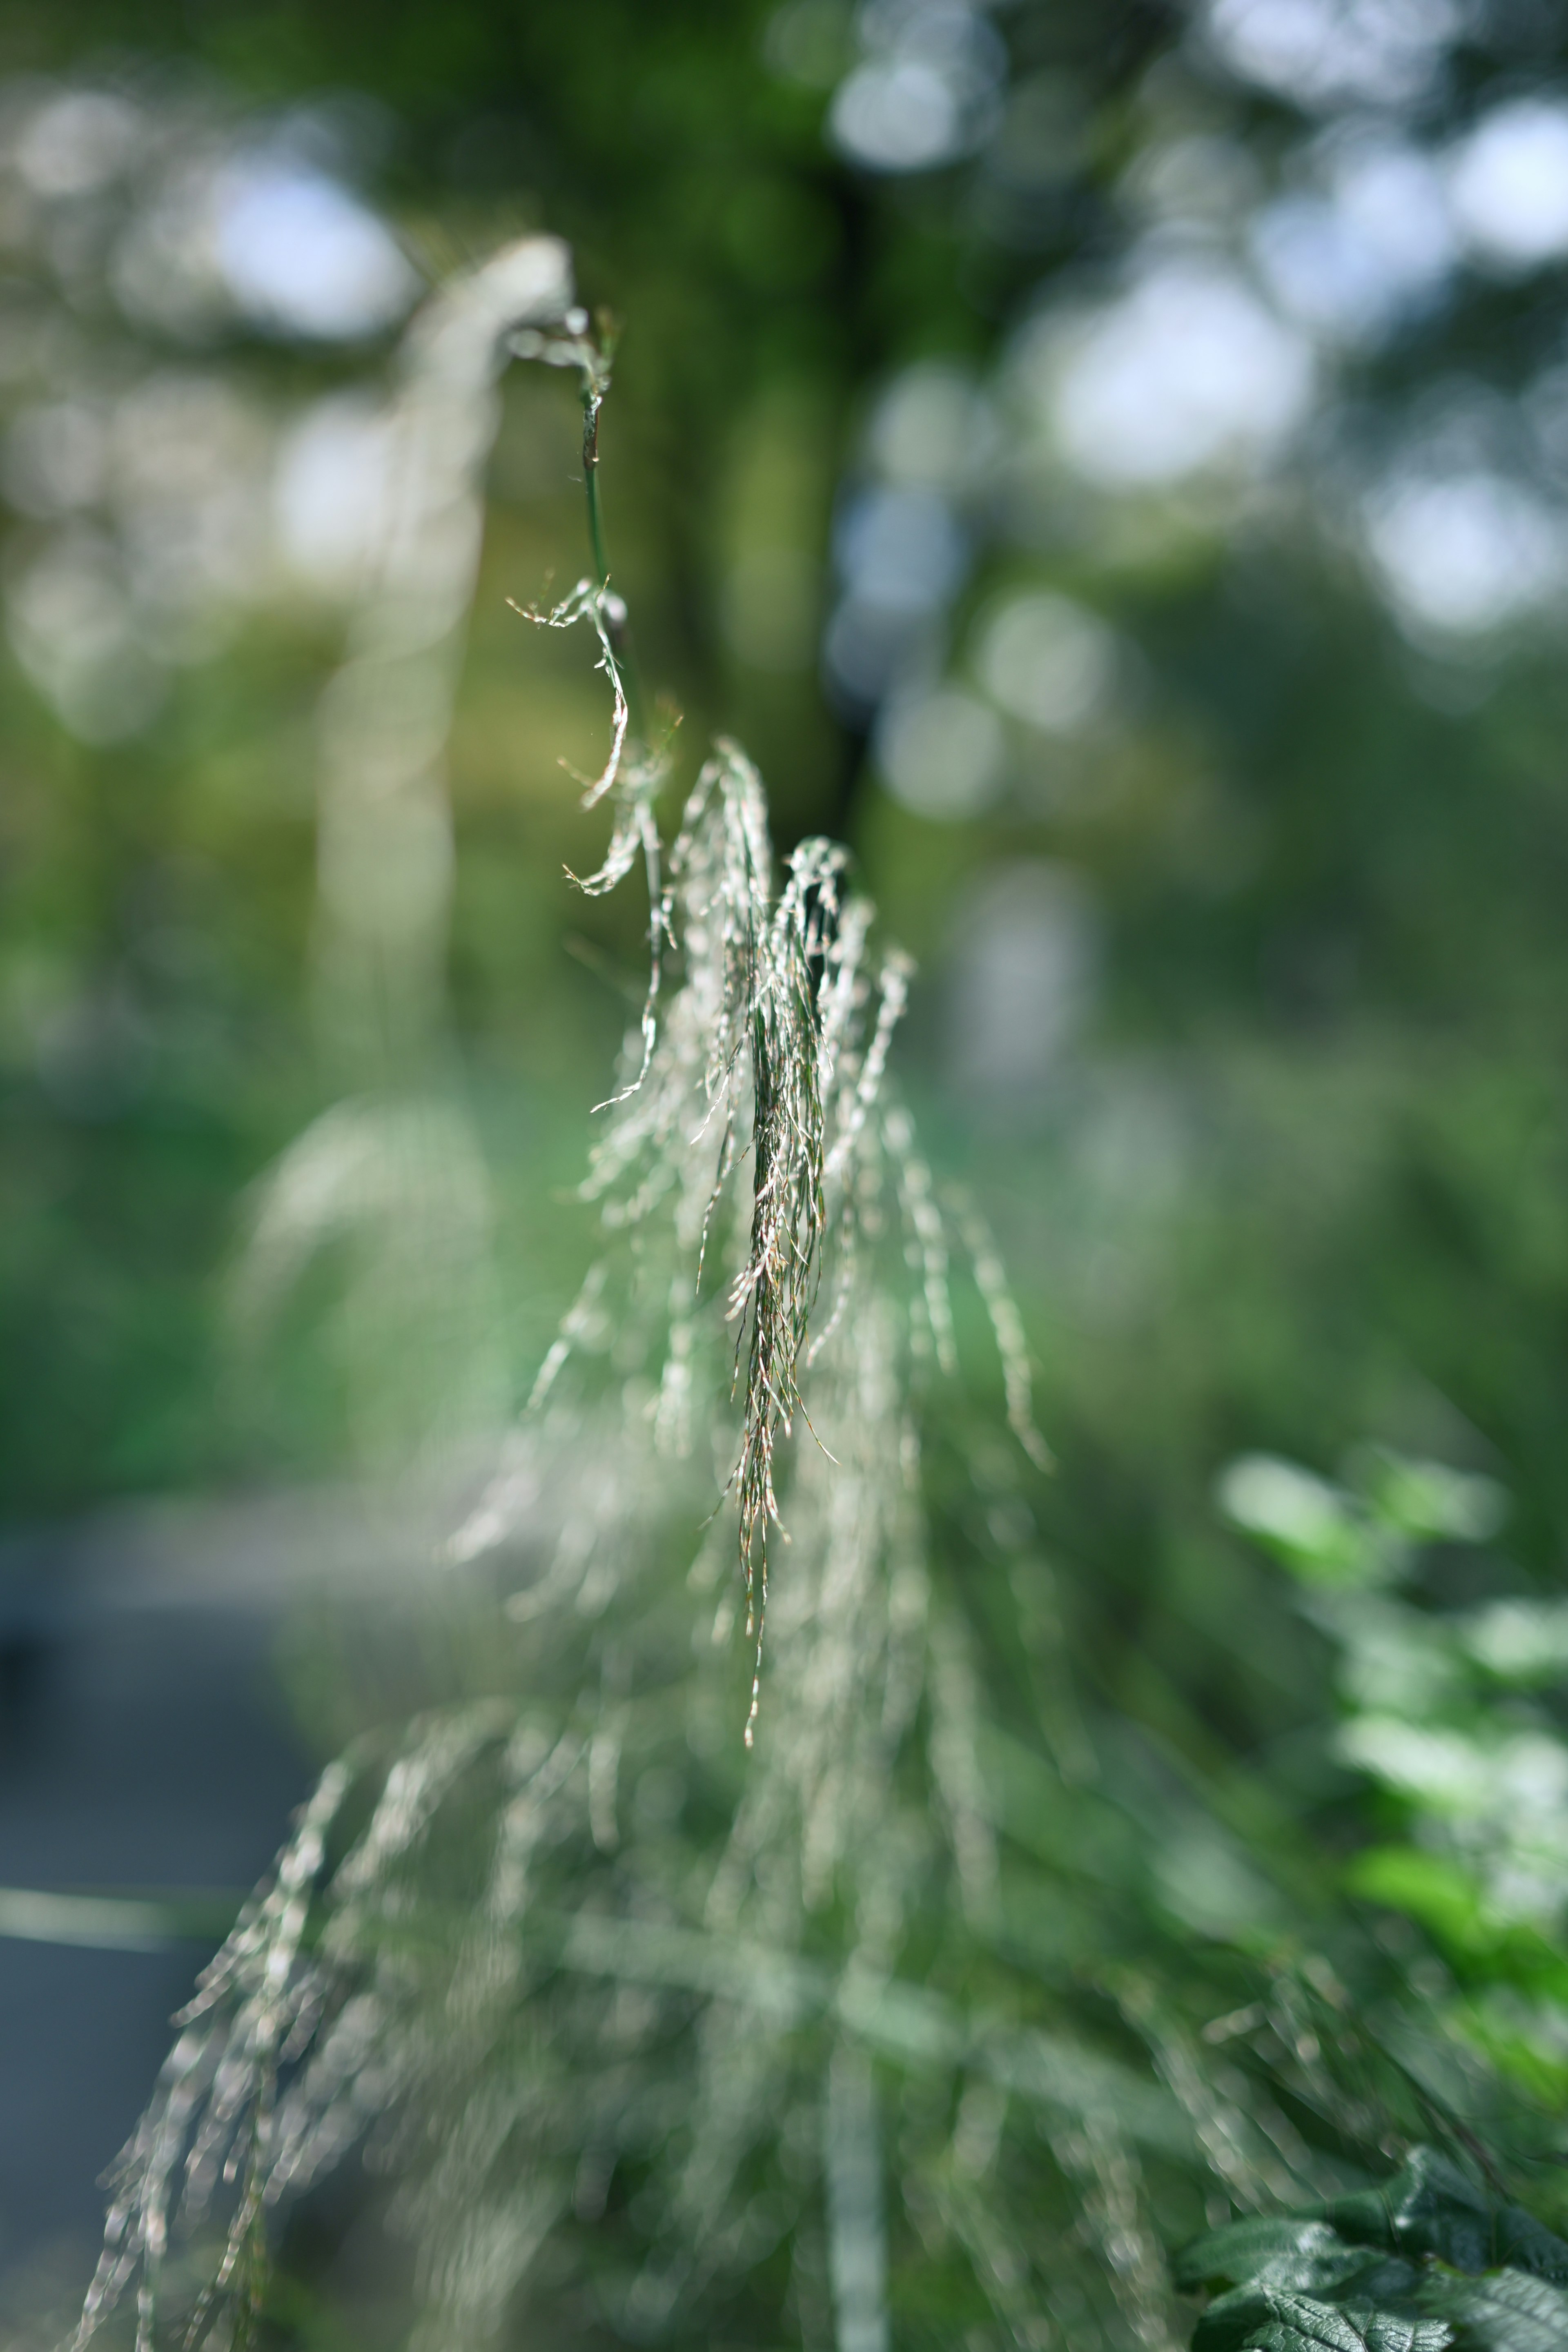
[1217,1454,1383,1584]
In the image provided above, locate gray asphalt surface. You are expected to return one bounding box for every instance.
[0,1484,455,2302]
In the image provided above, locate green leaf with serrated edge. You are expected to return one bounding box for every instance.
[1225,2292,1452,2352]
[1225,2288,1452,2352]
[1352,2307,1453,2352]
[1178,2152,1568,2352]
[1175,2223,1422,2309]
[1175,2221,1363,2293]
[1248,2324,1356,2352]
[1316,2151,1568,2285]
[1197,2287,1287,2352]
[1201,2290,1386,2352]
[1495,2214,1568,2289]
[1324,2150,1501,2274]
[1266,2293,1383,2352]
[1419,2268,1568,2352]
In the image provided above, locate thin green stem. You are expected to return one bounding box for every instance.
[583,388,612,592]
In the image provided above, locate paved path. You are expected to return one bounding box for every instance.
[0,1483,457,2299]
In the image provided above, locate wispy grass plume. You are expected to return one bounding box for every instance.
[74,243,1508,2352]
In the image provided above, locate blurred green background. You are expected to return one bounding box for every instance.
[3,0,1568,1787]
